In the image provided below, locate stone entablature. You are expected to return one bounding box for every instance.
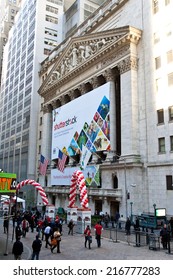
[38,26,141,106]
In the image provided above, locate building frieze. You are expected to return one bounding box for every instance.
[38,26,141,99]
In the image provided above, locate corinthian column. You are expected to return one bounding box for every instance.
[103,68,116,154]
[41,104,52,181]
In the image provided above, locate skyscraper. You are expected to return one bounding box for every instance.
[0,0,103,209]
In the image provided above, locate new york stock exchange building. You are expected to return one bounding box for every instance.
[37,0,173,220]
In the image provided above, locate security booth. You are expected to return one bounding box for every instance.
[138,209,167,231]
[137,209,167,250]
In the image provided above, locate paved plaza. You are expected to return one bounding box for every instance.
[0,221,173,260]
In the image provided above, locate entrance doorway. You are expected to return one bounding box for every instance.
[95,200,102,215]
[110,201,119,217]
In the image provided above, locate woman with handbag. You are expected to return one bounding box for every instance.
[84,225,92,249]
[51,229,61,253]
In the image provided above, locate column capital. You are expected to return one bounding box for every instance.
[103,68,115,82]
[117,56,138,74]
[43,104,52,114]
[51,100,58,109]
[90,76,99,89]
[79,84,87,95]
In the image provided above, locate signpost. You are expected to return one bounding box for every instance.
[0,172,17,255]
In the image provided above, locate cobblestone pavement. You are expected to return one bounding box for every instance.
[1,221,173,260]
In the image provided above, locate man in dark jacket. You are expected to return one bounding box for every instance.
[31,234,42,260]
[12,237,23,260]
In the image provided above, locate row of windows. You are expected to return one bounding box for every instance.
[46,5,59,14]
[45,28,58,37]
[158,136,173,152]
[47,0,63,5]
[156,73,173,89]
[153,0,171,14]
[157,106,173,124]
[155,50,173,69]
[45,15,58,24]
[154,24,172,44]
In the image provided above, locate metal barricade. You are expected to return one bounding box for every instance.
[148,233,160,250]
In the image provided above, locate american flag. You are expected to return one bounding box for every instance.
[57,150,67,172]
[39,155,49,176]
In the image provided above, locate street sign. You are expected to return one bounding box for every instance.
[0,173,17,194]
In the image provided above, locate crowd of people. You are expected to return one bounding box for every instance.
[2,209,173,259]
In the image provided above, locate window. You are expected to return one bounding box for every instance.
[45,15,58,24]
[44,48,51,55]
[39,131,42,139]
[165,0,170,5]
[158,137,165,153]
[169,106,173,121]
[157,109,164,124]
[155,56,161,69]
[46,5,59,14]
[170,136,173,151]
[166,175,173,190]
[153,0,159,14]
[153,32,160,44]
[166,24,172,37]
[167,50,173,64]
[40,117,42,125]
[168,72,173,86]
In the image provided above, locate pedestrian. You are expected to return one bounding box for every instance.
[44,224,52,248]
[125,217,131,235]
[15,224,22,240]
[125,217,131,245]
[84,225,92,249]
[68,219,75,235]
[104,212,110,228]
[31,234,42,260]
[21,218,29,237]
[160,224,170,249]
[115,211,120,225]
[134,216,140,231]
[51,228,61,253]
[94,220,103,247]
[3,212,9,234]
[12,237,23,260]
[169,217,173,238]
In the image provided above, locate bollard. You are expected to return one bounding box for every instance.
[135,230,140,247]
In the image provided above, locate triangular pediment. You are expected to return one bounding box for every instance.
[38,26,141,95]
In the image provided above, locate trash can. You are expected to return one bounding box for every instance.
[149,234,160,250]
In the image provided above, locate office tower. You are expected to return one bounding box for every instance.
[0,0,64,208]
[0,0,21,86]
[0,0,104,209]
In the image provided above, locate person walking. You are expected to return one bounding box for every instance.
[15,224,22,240]
[160,224,170,249]
[68,219,75,235]
[125,217,131,245]
[12,237,23,260]
[84,225,92,249]
[44,224,52,248]
[51,229,61,253]
[21,218,29,237]
[31,234,42,260]
[94,221,103,247]
[3,212,9,234]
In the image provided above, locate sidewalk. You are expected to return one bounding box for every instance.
[0,222,173,260]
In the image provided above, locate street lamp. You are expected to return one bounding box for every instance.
[153,203,156,215]
[130,202,133,222]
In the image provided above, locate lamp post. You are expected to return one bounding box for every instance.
[130,202,133,223]
[153,203,156,215]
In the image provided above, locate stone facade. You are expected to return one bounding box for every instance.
[37,0,173,218]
